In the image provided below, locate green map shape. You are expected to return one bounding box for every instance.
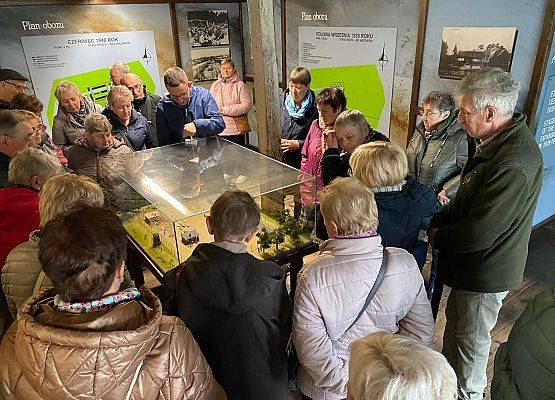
[309,65,385,129]
[46,60,156,127]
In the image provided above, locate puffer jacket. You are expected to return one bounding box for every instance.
[1,230,134,319]
[491,288,555,400]
[63,137,146,211]
[134,92,161,146]
[407,110,469,197]
[292,236,435,400]
[52,97,103,146]
[0,287,225,399]
[300,119,325,206]
[210,73,252,136]
[103,107,154,151]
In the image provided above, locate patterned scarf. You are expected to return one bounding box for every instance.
[334,230,379,239]
[285,90,314,120]
[372,180,407,193]
[71,97,89,126]
[54,287,141,314]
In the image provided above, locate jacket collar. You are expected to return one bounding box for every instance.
[218,72,240,84]
[416,109,463,139]
[474,113,527,161]
[320,235,383,256]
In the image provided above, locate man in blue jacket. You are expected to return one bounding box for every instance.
[156,67,224,146]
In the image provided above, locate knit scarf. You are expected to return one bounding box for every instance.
[72,98,89,126]
[285,90,313,120]
[53,287,141,314]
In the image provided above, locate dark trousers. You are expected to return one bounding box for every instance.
[411,240,443,319]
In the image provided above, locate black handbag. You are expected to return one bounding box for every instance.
[287,250,389,382]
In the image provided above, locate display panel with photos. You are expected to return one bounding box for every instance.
[187,10,230,47]
[115,137,317,272]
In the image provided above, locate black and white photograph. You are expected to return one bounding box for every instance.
[438,27,517,80]
[191,47,230,81]
[187,10,230,47]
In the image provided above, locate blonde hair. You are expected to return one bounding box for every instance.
[54,80,79,100]
[350,142,408,188]
[334,109,369,138]
[84,113,112,134]
[8,147,61,186]
[39,173,104,226]
[318,177,378,234]
[348,332,457,400]
[107,85,133,106]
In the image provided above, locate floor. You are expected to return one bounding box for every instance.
[145,217,554,400]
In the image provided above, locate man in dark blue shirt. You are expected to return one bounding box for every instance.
[156,67,224,146]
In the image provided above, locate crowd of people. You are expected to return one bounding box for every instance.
[0,59,551,400]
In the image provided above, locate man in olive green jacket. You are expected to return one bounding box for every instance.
[428,68,543,400]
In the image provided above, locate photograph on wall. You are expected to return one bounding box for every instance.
[299,26,397,135]
[438,27,517,80]
[187,10,230,47]
[20,30,162,129]
[191,47,230,81]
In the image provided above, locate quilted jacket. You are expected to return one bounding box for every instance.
[292,235,435,400]
[52,97,103,147]
[1,230,134,319]
[0,287,226,400]
[210,73,252,136]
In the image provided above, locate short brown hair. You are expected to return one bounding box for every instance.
[210,190,260,240]
[318,177,378,234]
[289,67,311,86]
[84,113,112,134]
[350,142,408,188]
[164,67,189,87]
[315,87,347,112]
[39,206,127,302]
[0,109,34,139]
[10,93,44,114]
[220,58,235,69]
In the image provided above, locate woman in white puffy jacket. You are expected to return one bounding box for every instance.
[292,177,435,400]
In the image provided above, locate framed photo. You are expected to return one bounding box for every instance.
[187,10,230,47]
[191,47,230,81]
[438,27,517,80]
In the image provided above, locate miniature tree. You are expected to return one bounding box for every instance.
[281,213,303,242]
[271,209,290,225]
[257,227,272,253]
[271,228,286,251]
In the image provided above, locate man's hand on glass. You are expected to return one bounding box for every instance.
[183,122,196,138]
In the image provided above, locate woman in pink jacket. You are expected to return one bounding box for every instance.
[210,58,252,146]
[299,87,346,235]
[292,177,435,400]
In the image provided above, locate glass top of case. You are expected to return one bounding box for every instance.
[119,136,315,222]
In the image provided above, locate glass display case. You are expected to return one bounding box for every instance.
[116,136,317,272]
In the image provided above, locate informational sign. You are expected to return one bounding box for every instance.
[532,35,555,225]
[299,26,397,135]
[20,31,162,129]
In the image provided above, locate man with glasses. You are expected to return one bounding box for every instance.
[0,110,35,188]
[156,67,224,146]
[0,69,28,110]
[120,73,161,146]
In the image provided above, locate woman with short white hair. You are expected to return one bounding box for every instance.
[350,141,438,253]
[52,80,103,146]
[0,147,61,269]
[347,332,457,400]
[292,177,434,400]
[102,85,153,150]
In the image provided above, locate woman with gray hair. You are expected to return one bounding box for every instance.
[52,80,103,147]
[406,91,470,310]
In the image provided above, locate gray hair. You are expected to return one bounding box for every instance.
[8,147,61,186]
[84,113,112,134]
[110,62,130,75]
[54,80,80,101]
[164,67,188,87]
[334,109,369,137]
[107,85,133,105]
[422,91,455,113]
[0,109,34,139]
[456,67,520,117]
[120,73,142,85]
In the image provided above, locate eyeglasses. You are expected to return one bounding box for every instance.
[170,92,189,101]
[3,80,27,93]
[126,83,143,92]
[418,109,441,117]
[112,104,132,111]
[458,108,474,119]
[34,123,46,133]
